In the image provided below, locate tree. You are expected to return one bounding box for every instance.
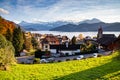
[12,26,24,56]
[35,49,43,58]
[5,28,13,42]
[80,41,97,54]
[0,34,16,70]
[78,34,84,40]
[23,32,33,51]
[71,36,76,45]
[80,43,87,53]
[31,37,38,49]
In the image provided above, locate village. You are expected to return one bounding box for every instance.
[17,27,120,64]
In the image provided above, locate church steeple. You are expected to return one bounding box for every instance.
[97,26,103,39]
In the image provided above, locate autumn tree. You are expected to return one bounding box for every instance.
[23,32,33,51]
[78,34,84,40]
[80,41,97,54]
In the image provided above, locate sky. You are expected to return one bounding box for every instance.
[0,0,120,23]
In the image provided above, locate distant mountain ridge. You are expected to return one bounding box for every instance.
[50,22,120,32]
[19,18,120,31]
[19,21,71,31]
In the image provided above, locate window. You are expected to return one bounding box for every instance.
[45,45,48,48]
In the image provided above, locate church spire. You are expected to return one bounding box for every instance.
[97,25,103,39]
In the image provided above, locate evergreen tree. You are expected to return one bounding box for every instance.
[5,28,13,42]
[12,26,24,56]
[31,37,38,49]
[71,36,76,45]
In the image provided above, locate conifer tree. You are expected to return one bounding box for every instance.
[71,36,76,45]
[12,26,24,56]
[5,28,13,42]
[31,37,38,49]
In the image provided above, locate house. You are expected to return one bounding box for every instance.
[97,36,116,50]
[97,26,117,50]
[111,35,120,50]
[76,40,84,45]
[31,33,42,42]
[20,52,26,56]
[50,43,81,55]
[61,36,70,44]
[40,35,60,51]
[85,36,92,40]
[20,50,28,56]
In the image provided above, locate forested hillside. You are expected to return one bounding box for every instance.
[0,16,16,35]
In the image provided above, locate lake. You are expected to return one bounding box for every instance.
[30,31,120,39]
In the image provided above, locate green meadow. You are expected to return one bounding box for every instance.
[0,51,120,80]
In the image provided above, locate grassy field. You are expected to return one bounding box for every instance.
[0,51,120,80]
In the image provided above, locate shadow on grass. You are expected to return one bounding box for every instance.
[54,52,120,80]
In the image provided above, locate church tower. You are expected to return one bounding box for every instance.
[97,26,103,39]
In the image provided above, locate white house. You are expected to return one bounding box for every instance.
[50,44,81,56]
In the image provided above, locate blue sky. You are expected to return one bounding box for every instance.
[0,0,120,23]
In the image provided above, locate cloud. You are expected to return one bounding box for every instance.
[15,0,120,22]
[0,0,120,22]
[0,8,9,14]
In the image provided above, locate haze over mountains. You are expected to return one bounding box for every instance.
[19,18,120,32]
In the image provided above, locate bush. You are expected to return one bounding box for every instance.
[21,62,25,64]
[58,60,61,62]
[0,34,16,70]
[66,59,70,61]
[35,49,44,58]
[75,53,81,55]
[33,58,40,64]
[49,61,54,63]
[97,54,102,57]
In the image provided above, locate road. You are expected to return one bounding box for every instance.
[54,51,112,62]
[16,51,112,63]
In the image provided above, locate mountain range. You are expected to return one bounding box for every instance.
[19,21,72,31]
[19,18,120,31]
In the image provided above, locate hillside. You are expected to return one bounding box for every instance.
[104,23,120,31]
[50,22,120,32]
[0,51,120,80]
[0,16,17,35]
